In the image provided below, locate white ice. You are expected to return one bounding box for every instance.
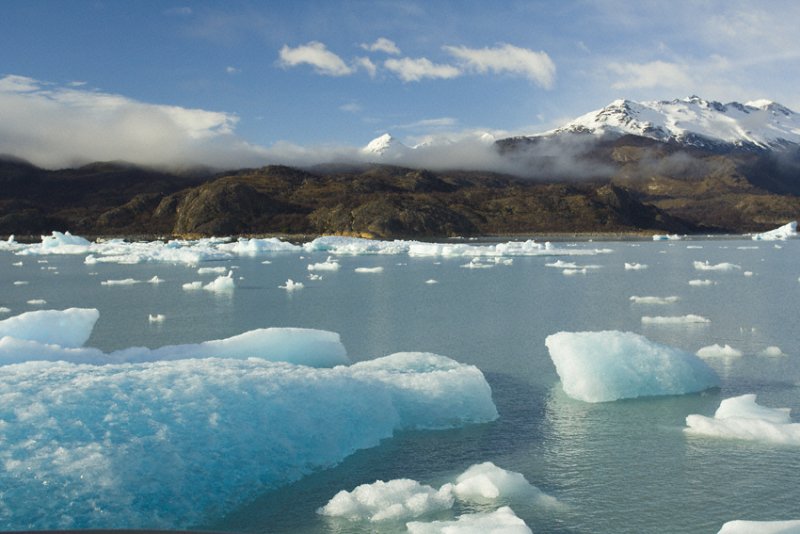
[197,266,227,275]
[147,275,164,284]
[546,330,720,403]
[685,394,800,446]
[26,299,47,305]
[624,262,648,270]
[16,231,92,255]
[354,266,384,273]
[182,281,202,290]
[279,279,304,291]
[759,346,786,357]
[0,351,496,529]
[148,314,166,323]
[101,278,140,286]
[718,519,800,533]
[407,506,532,534]
[696,344,743,359]
[0,308,99,347]
[694,260,741,271]
[319,462,553,525]
[630,296,680,305]
[203,271,234,292]
[642,314,710,325]
[689,279,717,286]
[653,234,682,241]
[0,307,10,314]
[751,221,797,241]
[308,257,341,271]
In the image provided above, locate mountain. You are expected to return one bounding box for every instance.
[362,133,411,159]
[546,96,800,152]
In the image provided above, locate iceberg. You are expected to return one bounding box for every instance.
[685,394,800,446]
[203,271,234,292]
[696,344,742,359]
[0,352,497,529]
[0,308,99,348]
[407,506,532,534]
[718,519,800,533]
[308,257,341,271]
[16,231,92,255]
[545,330,720,403]
[693,260,741,271]
[641,314,710,325]
[751,220,797,241]
[629,295,680,305]
[452,462,559,506]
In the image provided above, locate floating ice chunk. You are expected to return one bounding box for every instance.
[279,279,304,291]
[305,236,412,255]
[354,266,384,273]
[318,479,454,522]
[689,279,717,286]
[101,278,140,286]
[0,308,99,347]
[148,314,166,323]
[759,346,786,357]
[425,279,438,285]
[182,281,203,290]
[203,271,234,292]
[26,299,47,305]
[261,259,272,264]
[307,273,322,281]
[17,231,92,255]
[696,344,743,359]
[453,462,558,507]
[642,314,710,325]
[624,262,648,270]
[197,266,227,275]
[407,506,532,534]
[147,275,164,284]
[222,237,302,255]
[0,307,11,313]
[0,351,495,529]
[744,271,754,277]
[546,260,578,268]
[685,394,800,446]
[653,234,681,241]
[461,258,495,269]
[694,261,741,271]
[308,257,341,271]
[751,221,797,241]
[546,330,720,403]
[718,519,800,533]
[630,296,680,305]
[11,261,23,266]
[562,268,587,275]
[12,281,28,285]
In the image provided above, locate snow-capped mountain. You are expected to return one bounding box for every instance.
[361,133,411,158]
[548,96,800,151]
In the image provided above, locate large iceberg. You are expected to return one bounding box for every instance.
[751,220,797,241]
[0,352,497,529]
[0,308,99,347]
[545,330,720,403]
[685,394,800,446]
[718,519,800,533]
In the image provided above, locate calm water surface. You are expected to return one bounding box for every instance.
[1,238,798,533]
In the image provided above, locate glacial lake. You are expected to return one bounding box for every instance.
[0,235,798,533]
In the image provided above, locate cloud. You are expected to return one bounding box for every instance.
[383,57,461,82]
[0,75,268,170]
[608,60,693,89]
[339,102,362,113]
[354,56,377,77]
[360,37,401,55]
[278,41,354,76]
[225,66,240,74]
[444,44,556,88]
[396,117,458,130]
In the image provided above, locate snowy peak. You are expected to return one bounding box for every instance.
[552,96,800,150]
[362,133,410,158]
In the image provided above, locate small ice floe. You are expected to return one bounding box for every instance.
[743,271,754,277]
[354,266,384,274]
[686,245,703,249]
[751,220,797,241]
[147,275,164,284]
[689,279,717,286]
[197,266,227,275]
[653,234,682,241]
[11,261,23,267]
[562,268,587,275]
[0,307,10,314]
[685,394,800,446]
[696,344,742,359]
[407,507,532,534]
[693,260,741,271]
[279,279,304,291]
[624,262,648,270]
[148,314,166,323]
[203,271,234,293]
[101,278,140,286]
[261,260,272,265]
[641,314,710,325]
[308,257,340,272]
[461,258,494,269]
[26,299,47,305]
[425,279,438,285]
[759,346,786,357]
[718,519,800,533]
[182,281,203,291]
[629,295,679,305]
[13,281,28,286]
[307,273,322,281]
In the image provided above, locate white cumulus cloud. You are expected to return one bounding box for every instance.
[360,37,401,55]
[444,43,556,88]
[384,57,461,82]
[0,74,268,170]
[278,41,354,76]
[608,60,693,89]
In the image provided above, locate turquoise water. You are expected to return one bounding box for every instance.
[1,238,799,532]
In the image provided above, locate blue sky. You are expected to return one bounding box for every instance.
[2,0,800,168]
